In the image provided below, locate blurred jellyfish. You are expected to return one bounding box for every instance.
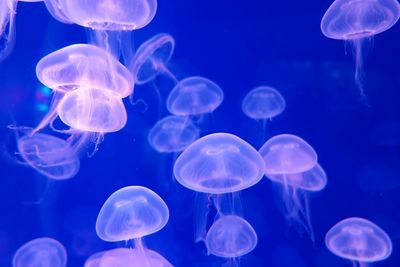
[0,0,17,61]
[206,215,257,264]
[325,217,392,266]
[259,134,325,241]
[320,0,400,92]
[167,76,224,117]
[13,237,67,267]
[84,250,107,267]
[148,115,199,153]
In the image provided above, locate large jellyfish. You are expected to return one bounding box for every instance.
[325,217,392,267]
[13,237,67,267]
[147,115,200,153]
[259,134,326,241]
[320,0,400,93]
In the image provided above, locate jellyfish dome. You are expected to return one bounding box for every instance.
[96,186,169,242]
[241,86,286,120]
[173,133,265,194]
[166,76,224,116]
[36,44,134,97]
[206,215,258,258]
[259,134,318,175]
[148,115,200,153]
[134,33,175,85]
[325,217,393,262]
[57,0,157,31]
[17,133,80,180]
[266,163,328,191]
[13,237,67,267]
[57,87,127,133]
[321,0,400,40]
[43,0,73,24]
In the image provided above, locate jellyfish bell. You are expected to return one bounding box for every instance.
[325,217,393,263]
[13,237,67,267]
[148,115,200,153]
[134,33,176,85]
[36,44,134,98]
[96,186,169,242]
[259,134,318,175]
[174,133,265,194]
[57,87,127,133]
[241,86,286,120]
[84,250,106,267]
[43,0,73,24]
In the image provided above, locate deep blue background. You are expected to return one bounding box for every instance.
[0,0,400,266]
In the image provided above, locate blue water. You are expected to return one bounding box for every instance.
[0,0,400,266]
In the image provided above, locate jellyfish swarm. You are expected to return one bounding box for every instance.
[205,215,258,266]
[241,86,286,141]
[96,186,170,263]
[320,0,400,93]
[173,133,265,241]
[85,248,173,267]
[325,217,392,267]
[259,134,326,241]
[13,237,67,267]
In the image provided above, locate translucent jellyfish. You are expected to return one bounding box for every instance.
[43,0,73,24]
[206,215,258,259]
[36,44,134,97]
[320,0,400,92]
[174,133,265,194]
[242,86,286,121]
[13,237,67,267]
[96,186,169,242]
[0,0,17,61]
[166,76,224,117]
[259,134,318,175]
[259,134,324,241]
[133,33,177,85]
[16,132,80,180]
[325,217,392,266]
[148,115,199,153]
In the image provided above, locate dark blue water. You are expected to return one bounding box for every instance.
[0,1,399,266]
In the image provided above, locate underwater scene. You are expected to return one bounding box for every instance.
[0,0,400,266]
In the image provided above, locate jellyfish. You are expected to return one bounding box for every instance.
[43,0,73,24]
[241,86,286,141]
[148,115,200,153]
[0,0,17,61]
[325,217,393,267]
[259,134,325,241]
[166,76,224,117]
[13,237,67,267]
[85,248,173,267]
[206,215,257,266]
[320,0,400,93]
[174,132,265,241]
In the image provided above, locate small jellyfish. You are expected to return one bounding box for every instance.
[206,215,258,259]
[320,0,400,93]
[148,115,199,153]
[57,87,128,133]
[96,186,169,242]
[13,237,67,267]
[134,33,177,85]
[325,217,392,266]
[166,76,224,117]
[174,133,265,194]
[259,134,324,241]
[16,132,80,180]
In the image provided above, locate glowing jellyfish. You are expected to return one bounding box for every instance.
[96,186,169,242]
[17,132,80,180]
[259,134,324,241]
[174,133,265,194]
[57,87,127,133]
[13,237,67,267]
[134,33,176,85]
[321,0,400,91]
[166,76,224,116]
[242,86,286,120]
[325,217,392,266]
[43,0,73,24]
[0,0,17,61]
[206,215,258,259]
[148,115,199,153]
